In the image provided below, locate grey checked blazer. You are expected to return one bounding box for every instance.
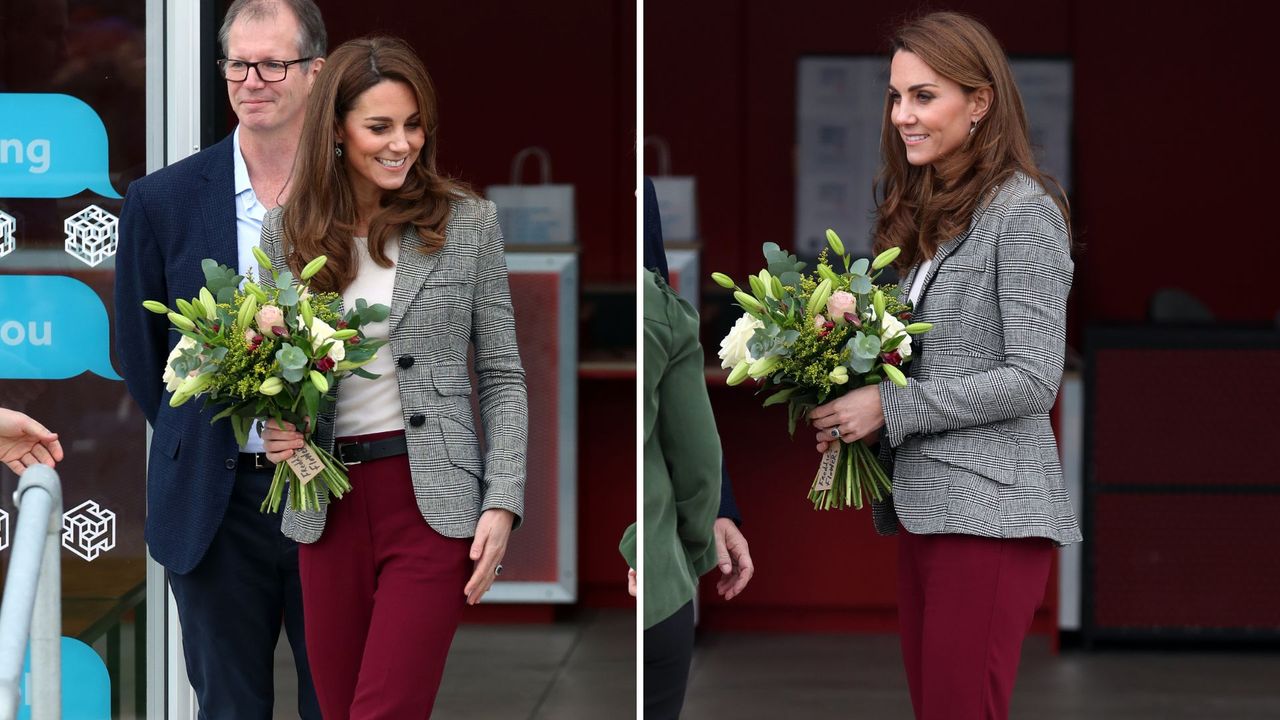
[872,172,1082,545]
[259,197,528,543]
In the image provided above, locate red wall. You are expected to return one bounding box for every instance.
[648,1,1276,631]
[320,1,636,285]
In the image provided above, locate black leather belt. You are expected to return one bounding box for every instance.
[238,452,273,472]
[336,433,408,466]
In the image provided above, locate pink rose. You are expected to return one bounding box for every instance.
[255,305,284,336]
[813,314,827,330]
[243,328,258,345]
[827,291,856,322]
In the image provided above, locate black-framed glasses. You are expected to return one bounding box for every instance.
[217,58,313,82]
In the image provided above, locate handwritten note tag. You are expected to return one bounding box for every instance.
[812,444,841,492]
[286,443,325,486]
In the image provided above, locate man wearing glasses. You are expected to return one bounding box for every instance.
[115,1,326,716]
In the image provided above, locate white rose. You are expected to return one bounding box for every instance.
[309,316,346,362]
[718,313,763,369]
[880,313,912,359]
[162,335,199,392]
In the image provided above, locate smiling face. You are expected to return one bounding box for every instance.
[225,9,320,135]
[888,50,988,167]
[336,79,425,211]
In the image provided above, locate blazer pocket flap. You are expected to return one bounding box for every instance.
[439,415,483,479]
[431,365,474,396]
[917,424,1039,485]
[152,428,181,460]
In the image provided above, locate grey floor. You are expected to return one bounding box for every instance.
[681,633,1280,720]
[273,608,636,719]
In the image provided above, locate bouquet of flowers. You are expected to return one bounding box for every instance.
[711,230,932,510]
[143,247,388,512]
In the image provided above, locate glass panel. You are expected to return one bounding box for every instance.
[0,2,148,717]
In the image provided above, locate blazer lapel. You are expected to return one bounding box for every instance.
[389,224,441,334]
[198,137,239,273]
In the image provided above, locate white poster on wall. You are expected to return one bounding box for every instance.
[795,56,1072,262]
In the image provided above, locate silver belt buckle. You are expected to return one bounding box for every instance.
[338,443,362,467]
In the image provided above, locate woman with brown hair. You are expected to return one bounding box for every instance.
[259,35,527,718]
[808,12,1080,720]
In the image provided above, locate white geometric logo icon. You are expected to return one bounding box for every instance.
[64,205,118,267]
[62,500,116,561]
[0,210,14,260]
[0,509,9,551]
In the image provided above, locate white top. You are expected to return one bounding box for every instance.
[335,236,403,438]
[908,258,933,306]
[232,126,266,453]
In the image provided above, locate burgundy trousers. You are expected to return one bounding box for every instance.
[896,527,1053,720]
[299,431,472,720]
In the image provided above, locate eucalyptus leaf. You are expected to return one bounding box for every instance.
[850,258,869,275]
[779,271,803,288]
[278,286,300,307]
[276,344,308,370]
[363,303,390,323]
[850,354,876,374]
[849,275,872,294]
[282,366,306,384]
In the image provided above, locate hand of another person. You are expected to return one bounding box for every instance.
[262,418,305,464]
[714,518,755,600]
[0,408,65,476]
[464,508,516,605]
[811,385,885,453]
[627,568,637,598]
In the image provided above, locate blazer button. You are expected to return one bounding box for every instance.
[225,458,236,470]
[409,413,426,427]
[398,355,415,369]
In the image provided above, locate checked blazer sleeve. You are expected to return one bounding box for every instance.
[471,203,529,523]
[879,190,1073,448]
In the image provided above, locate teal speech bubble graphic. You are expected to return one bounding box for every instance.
[18,637,111,719]
[0,275,121,380]
[0,93,121,199]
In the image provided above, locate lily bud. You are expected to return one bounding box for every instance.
[252,246,273,270]
[299,298,314,327]
[747,355,781,379]
[883,364,908,387]
[199,287,218,319]
[748,275,769,304]
[806,279,833,316]
[168,312,196,332]
[244,281,269,303]
[711,272,736,290]
[259,377,284,396]
[758,270,776,299]
[143,300,171,315]
[331,329,358,340]
[873,290,886,324]
[825,228,845,257]
[300,255,328,281]
[871,246,901,271]
[309,370,329,393]
[726,359,751,386]
[904,322,933,334]
[828,366,849,385]
[733,291,765,314]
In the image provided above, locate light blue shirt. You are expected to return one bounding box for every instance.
[232,126,266,453]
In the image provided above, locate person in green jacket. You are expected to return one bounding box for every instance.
[621,269,722,719]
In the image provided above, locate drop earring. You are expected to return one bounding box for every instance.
[969,120,978,136]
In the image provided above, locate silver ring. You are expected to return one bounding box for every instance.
[494,564,504,577]
[830,427,841,439]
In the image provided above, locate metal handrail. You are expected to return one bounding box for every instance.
[0,465,63,720]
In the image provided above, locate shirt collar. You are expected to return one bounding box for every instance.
[232,125,252,196]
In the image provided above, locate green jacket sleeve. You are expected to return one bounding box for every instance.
[653,277,722,578]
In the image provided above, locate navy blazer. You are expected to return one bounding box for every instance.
[115,134,244,574]
[643,177,741,524]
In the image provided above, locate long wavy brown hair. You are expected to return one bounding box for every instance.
[872,12,1069,271]
[282,36,474,293]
